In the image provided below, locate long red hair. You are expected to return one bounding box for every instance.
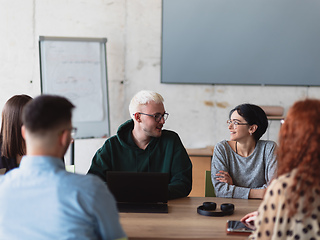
[277,99,320,217]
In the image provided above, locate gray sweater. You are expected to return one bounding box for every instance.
[211,140,277,199]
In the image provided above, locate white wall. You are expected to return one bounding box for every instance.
[1,0,319,173]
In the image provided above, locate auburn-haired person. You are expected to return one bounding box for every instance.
[247,98,320,239]
[0,94,32,172]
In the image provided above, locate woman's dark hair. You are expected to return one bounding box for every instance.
[0,94,33,159]
[229,103,268,142]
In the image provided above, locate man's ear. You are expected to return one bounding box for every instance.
[59,130,69,147]
[21,125,26,140]
[133,112,142,123]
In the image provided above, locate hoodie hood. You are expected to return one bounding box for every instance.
[116,119,136,149]
[116,119,152,171]
[116,119,159,151]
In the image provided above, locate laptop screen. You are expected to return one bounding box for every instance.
[106,172,169,203]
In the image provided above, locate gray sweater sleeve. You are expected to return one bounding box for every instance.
[211,140,277,199]
[262,141,278,187]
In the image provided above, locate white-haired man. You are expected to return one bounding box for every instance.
[88,90,192,199]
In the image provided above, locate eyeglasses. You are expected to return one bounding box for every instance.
[59,127,78,138]
[70,127,77,138]
[137,112,169,122]
[226,120,249,129]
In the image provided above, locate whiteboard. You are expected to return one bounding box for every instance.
[39,36,110,139]
[162,0,320,86]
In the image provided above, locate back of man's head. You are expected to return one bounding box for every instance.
[22,95,75,134]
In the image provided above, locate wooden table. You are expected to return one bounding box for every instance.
[120,197,261,240]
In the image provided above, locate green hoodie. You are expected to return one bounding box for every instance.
[88,119,192,199]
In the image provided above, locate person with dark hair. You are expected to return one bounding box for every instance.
[0,95,127,240]
[0,94,32,173]
[211,103,277,199]
[243,99,320,239]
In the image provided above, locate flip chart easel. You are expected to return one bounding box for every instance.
[39,36,110,164]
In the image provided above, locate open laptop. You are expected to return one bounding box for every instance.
[106,171,169,213]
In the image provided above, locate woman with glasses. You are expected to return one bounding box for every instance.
[0,94,33,173]
[243,99,320,239]
[211,103,277,199]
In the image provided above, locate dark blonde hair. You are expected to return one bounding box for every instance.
[0,95,32,159]
[277,98,320,217]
